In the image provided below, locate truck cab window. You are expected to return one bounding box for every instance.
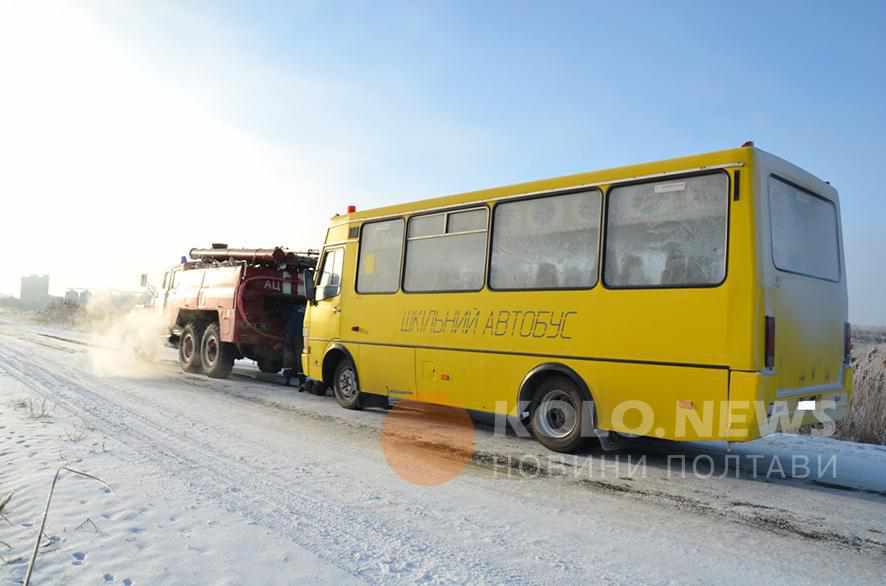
[317,248,344,300]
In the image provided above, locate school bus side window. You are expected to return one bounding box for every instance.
[604,173,728,288]
[403,208,488,292]
[356,219,405,293]
[490,190,602,289]
[317,248,344,300]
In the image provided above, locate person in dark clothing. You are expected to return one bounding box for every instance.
[283,302,306,387]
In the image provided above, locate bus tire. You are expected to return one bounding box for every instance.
[530,375,588,453]
[179,322,205,373]
[332,357,363,410]
[201,323,235,379]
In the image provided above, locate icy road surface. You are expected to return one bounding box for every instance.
[1,318,885,585]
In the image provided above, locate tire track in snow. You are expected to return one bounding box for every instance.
[0,340,540,585]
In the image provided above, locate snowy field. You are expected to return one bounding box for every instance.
[1,316,885,585]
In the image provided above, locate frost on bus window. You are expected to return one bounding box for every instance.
[448,209,487,233]
[490,190,602,289]
[357,219,404,293]
[768,177,840,281]
[604,174,728,288]
[407,214,444,238]
[404,209,487,292]
[404,233,486,291]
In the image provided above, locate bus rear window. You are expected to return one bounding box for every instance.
[768,177,840,282]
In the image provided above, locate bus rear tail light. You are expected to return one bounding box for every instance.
[764,316,776,370]
[844,322,852,366]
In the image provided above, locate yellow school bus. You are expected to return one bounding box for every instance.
[302,144,852,452]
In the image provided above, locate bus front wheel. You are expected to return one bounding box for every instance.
[332,358,363,410]
[530,375,588,453]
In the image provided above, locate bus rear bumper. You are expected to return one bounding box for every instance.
[726,367,853,442]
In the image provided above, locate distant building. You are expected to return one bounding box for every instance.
[20,275,50,309]
[61,288,95,307]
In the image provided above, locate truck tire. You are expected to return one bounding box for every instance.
[332,357,363,410]
[530,375,589,453]
[257,358,282,374]
[201,322,235,379]
[179,322,205,373]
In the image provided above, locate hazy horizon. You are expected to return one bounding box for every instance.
[2,1,884,324]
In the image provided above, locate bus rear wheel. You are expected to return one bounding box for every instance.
[332,358,363,410]
[179,322,205,373]
[530,375,588,453]
[202,323,235,379]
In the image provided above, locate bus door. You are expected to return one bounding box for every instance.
[310,247,345,344]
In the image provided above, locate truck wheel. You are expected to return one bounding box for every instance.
[530,375,589,453]
[179,322,205,373]
[333,358,363,410]
[201,323,235,379]
[257,358,282,374]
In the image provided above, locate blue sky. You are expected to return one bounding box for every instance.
[2,1,885,323]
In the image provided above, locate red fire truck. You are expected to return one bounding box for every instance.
[156,244,317,379]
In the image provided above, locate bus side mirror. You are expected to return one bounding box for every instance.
[303,269,316,304]
[139,273,149,288]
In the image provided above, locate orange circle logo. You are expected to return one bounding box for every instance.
[381,400,475,486]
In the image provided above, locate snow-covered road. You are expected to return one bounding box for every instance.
[1,318,885,585]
